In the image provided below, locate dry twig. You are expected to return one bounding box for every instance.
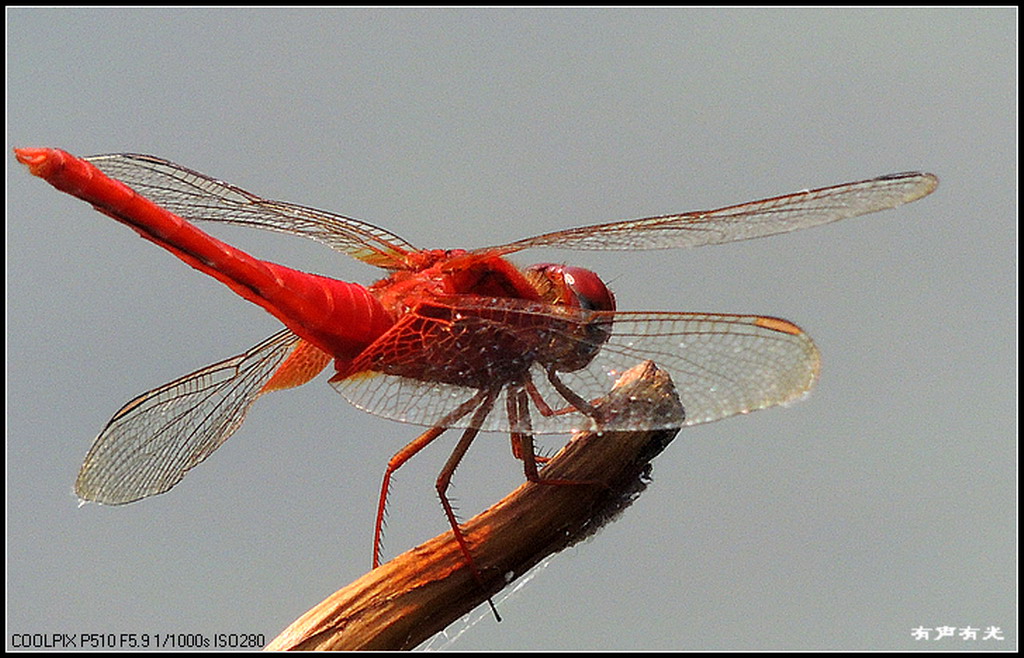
[266,360,683,651]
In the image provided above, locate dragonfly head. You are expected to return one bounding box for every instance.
[525,263,616,312]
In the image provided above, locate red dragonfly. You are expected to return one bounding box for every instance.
[16,147,937,578]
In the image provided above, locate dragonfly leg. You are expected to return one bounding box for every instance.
[546,367,599,419]
[435,389,502,621]
[520,369,603,425]
[509,385,604,489]
[373,426,447,569]
[507,387,546,476]
[372,390,487,569]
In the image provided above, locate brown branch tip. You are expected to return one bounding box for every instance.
[266,360,683,651]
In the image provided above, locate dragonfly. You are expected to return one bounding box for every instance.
[16,147,937,586]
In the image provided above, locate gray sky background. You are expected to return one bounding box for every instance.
[7,8,1015,651]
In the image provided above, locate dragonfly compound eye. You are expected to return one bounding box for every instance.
[525,263,616,312]
[560,266,616,312]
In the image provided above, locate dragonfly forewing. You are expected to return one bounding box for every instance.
[493,172,938,253]
[331,302,819,435]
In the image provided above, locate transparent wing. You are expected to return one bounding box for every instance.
[83,156,936,262]
[492,172,938,253]
[331,299,819,434]
[76,329,305,505]
[85,153,419,269]
[550,311,819,431]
